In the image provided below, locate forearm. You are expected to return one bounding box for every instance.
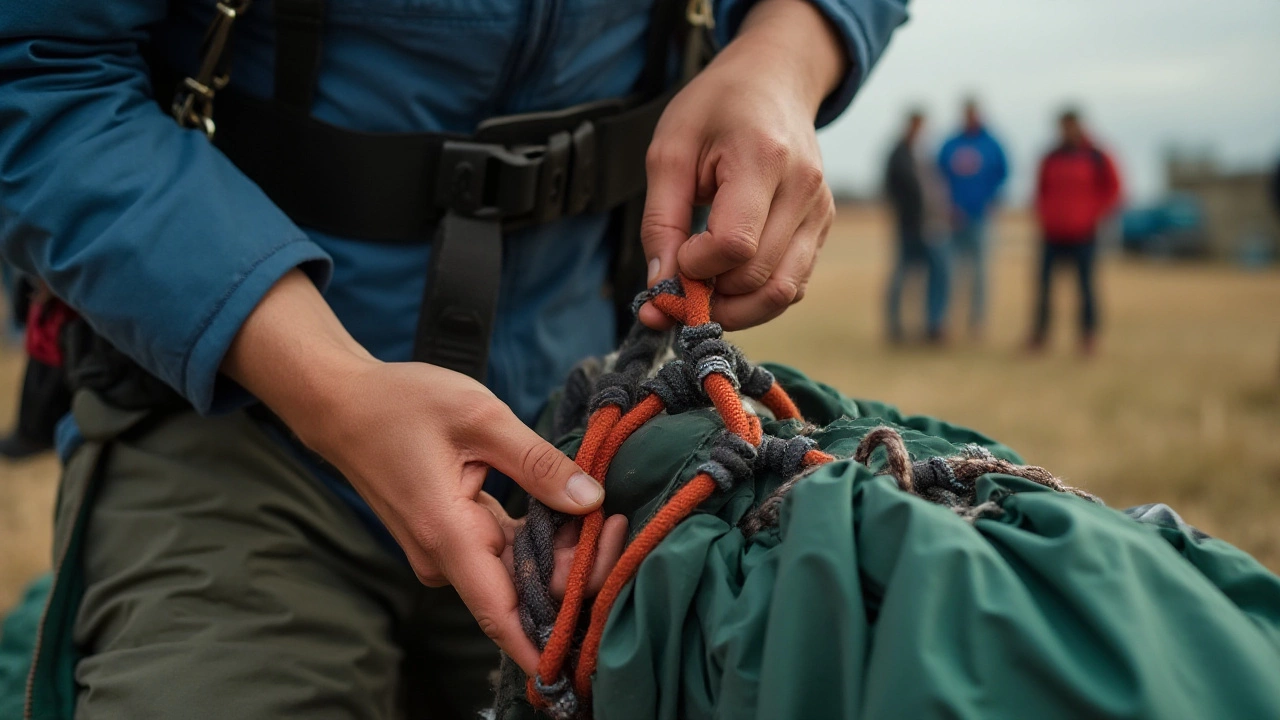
[221,270,376,448]
[730,0,849,117]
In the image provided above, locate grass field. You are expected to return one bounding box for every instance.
[2,206,1278,613]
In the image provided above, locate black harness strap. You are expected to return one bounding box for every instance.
[212,89,670,244]
[161,0,691,381]
[413,214,503,379]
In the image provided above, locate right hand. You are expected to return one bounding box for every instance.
[222,271,628,675]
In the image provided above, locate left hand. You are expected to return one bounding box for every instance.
[638,0,847,331]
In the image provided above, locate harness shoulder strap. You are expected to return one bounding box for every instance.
[273,0,325,110]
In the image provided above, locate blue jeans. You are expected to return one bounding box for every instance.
[951,217,988,330]
[887,230,949,339]
[1033,239,1098,342]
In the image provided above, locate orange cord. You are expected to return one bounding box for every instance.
[528,276,833,712]
[574,473,717,695]
[759,381,802,421]
[534,405,621,687]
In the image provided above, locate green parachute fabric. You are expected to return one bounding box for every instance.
[518,363,1280,720]
[4,364,1280,719]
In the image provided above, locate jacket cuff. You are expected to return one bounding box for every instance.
[803,0,870,128]
[716,0,908,128]
[183,238,333,415]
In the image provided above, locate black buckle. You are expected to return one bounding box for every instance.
[435,121,597,229]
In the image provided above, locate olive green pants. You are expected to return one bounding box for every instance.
[59,391,499,719]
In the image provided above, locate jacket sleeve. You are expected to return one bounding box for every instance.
[714,0,911,127]
[989,136,1010,191]
[0,1,333,414]
[1096,149,1123,215]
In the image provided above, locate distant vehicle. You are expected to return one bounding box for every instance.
[1121,193,1209,258]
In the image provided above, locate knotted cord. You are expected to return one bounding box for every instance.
[513,276,1096,718]
[514,276,831,716]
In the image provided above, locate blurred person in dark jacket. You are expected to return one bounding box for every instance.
[884,110,950,343]
[938,98,1008,339]
[1029,109,1122,356]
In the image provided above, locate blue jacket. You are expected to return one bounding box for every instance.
[1,0,906,490]
[938,126,1008,222]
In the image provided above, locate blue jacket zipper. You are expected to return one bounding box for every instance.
[490,0,563,114]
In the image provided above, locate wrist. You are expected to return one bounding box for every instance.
[222,269,380,446]
[729,0,848,115]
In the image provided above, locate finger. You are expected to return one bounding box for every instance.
[549,514,629,599]
[448,544,542,674]
[639,139,697,330]
[716,185,814,295]
[476,491,522,542]
[588,514,628,595]
[434,501,543,673]
[676,170,778,280]
[716,161,824,296]
[476,491,522,578]
[470,403,603,515]
[712,200,829,330]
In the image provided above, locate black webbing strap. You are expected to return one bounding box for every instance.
[212,94,461,242]
[273,0,325,110]
[413,213,503,378]
[209,88,669,243]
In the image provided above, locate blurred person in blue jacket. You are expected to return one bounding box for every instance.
[0,0,909,716]
[883,109,950,344]
[938,98,1008,338]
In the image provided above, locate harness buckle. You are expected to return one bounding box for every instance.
[436,121,599,228]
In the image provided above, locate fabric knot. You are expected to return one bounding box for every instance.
[696,354,738,388]
[960,443,995,461]
[911,456,968,497]
[697,431,757,491]
[587,372,634,413]
[534,673,580,720]
[739,363,775,398]
[552,363,596,439]
[641,360,705,415]
[629,277,683,316]
[682,334,740,388]
[614,323,669,378]
[755,434,817,478]
[678,322,723,355]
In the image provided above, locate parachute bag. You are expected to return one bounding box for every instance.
[496,275,1280,720]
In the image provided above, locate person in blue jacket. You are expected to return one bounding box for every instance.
[0,0,908,716]
[938,98,1009,338]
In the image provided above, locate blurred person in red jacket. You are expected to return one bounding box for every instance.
[1029,108,1122,356]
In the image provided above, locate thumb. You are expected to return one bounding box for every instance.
[476,407,603,515]
[639,143,696,329]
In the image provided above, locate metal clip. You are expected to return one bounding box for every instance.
[171,0,252,139]
[686,0,715,29]
[683,0,715,82]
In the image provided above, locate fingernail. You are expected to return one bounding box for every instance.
[566,472,604,507]
[647,257,661,284]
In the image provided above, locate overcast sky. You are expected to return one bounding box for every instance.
[818,0,1280,205]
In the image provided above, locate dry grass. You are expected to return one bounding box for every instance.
[734,206,1280,571]
[1,205,1278,613]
